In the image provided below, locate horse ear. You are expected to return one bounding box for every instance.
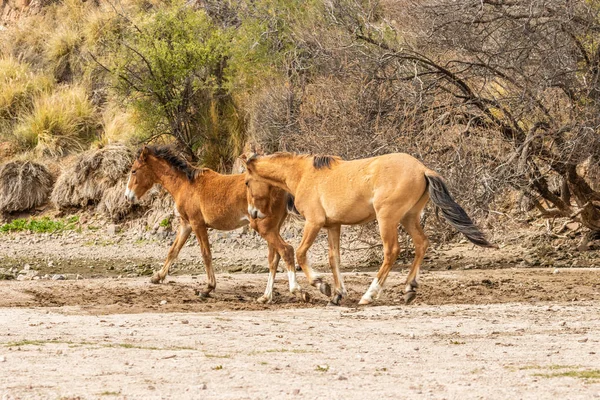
[139,145,149,161]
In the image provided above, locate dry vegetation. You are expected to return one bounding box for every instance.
[0,160,53,214]
[0,0,598,246]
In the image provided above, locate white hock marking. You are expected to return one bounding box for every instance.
[363,278,381,301]
[263,271,275,301]
[288,270,301,293]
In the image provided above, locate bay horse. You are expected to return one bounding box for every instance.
[241,152,497,306]
[124,145,329,303]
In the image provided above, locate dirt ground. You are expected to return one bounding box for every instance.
[1,227,600,399]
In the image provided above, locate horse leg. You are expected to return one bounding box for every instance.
[327,225,346,305]
[151,220,192,284]
[193,224,215,298]
[296,221,331,297]
[400,213,430,305]
[257,244,278,304]
[359,217,400,305]
[255,221,310,302]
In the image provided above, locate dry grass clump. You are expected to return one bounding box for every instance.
[0,56,53,121]
[0,160,54,214]
[97,181,174,223]
[13,85,99,156]
[100,105,145,146]
[51,144,133,210]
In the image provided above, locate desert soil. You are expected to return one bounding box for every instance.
[1,227,600,399]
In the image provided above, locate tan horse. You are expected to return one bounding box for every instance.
[242,152,496,306]
[124,145,322,303]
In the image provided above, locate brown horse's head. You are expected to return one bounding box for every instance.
[245,174,274,219]
[125,146,156,202]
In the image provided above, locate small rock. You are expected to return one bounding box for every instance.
[160,300,168,305]
[0,356,6,362]
[47,261,54,267]
[552,268,560,274]
[181,320,189,324]
[578,338,588,343]
[559,321,567,327]
[200,383,207,390]
[52,274,66,281]
[107,224,120,235]
[23,264,31,271]
[337,374,348,380]
[292,389,300,395]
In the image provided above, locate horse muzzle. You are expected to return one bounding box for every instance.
[248,205,266,219]
[124,188,136,203]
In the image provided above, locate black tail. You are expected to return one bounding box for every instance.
[425,174,497,249]
[286,194,301,216]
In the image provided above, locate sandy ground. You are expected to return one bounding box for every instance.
[1,270,600,399]
[1,226,600,399]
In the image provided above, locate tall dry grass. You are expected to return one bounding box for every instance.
[13,85,99,156]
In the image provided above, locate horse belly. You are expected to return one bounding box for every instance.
[323,197,376,225]
[204,209,249,231]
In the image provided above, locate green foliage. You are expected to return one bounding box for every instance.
[101,0,231,158]
[0,216,79,233]
[159,217,171,228]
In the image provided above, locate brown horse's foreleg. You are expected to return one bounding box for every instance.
[327,225,346,305]
[296,222,332,298]
[255,225,310,302]
[151,221,192,284]
[194,224,215,298]
[400,214,430,305]
[257,244,279,304]
[359,219,400,305]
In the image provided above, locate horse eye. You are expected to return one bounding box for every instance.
[132,170,136,175]
[245,181,249,187]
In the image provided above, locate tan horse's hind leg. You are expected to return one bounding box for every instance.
[257,244,279,304]
[327,225,346,305]
[359,217,400,305]
[296,222,332,298]
[193,224,216,298]
[400,212,430,304]
[151,220,192,284]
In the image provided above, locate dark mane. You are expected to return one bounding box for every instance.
[313,155,338,169]
[138,145,198,181]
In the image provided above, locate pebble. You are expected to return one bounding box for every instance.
[337,374,348,380]
[181,320,189,324]
[52,274,66,281]
[160,300,168,305]
[0,356,5,362]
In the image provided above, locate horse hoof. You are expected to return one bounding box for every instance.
[319,282,332,297]
[327,300,340,307]
[150,275,161,284]
[256,296,271,304]
[404,291,417,305]
[198,291,211,299]
[295,264,302,272]
[358,296,372,306]
[301,291,311,303]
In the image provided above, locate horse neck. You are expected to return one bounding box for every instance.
[147,158,193,198]
[254,156,306,194]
